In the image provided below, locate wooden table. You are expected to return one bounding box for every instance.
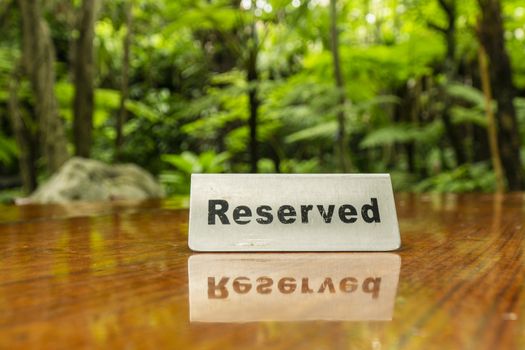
[0,193,524,349]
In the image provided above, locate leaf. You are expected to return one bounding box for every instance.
[162,152,198,174]
[55,82,74,107]
[93,110,110,128]
[125,100,159,121]
[446,83,484,107]
[95,88,121,109]
[360,124,419,148]
[199,151,229,172]
[360,121,444,148]
[414,163,495,193]
[451,106,487,127]
[285,121,337,143]
[161,150,230,195]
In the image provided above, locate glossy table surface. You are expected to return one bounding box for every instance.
[0,193,524,349]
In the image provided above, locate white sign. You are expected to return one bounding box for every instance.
[189,253,401,322]
[189,174,400,251]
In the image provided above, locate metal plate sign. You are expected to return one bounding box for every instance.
[189,174,401,251]
[189,253,401,322]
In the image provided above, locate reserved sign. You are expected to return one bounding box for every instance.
[189,174,401,251]
[189,253,401,322]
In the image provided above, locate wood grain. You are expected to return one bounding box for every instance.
[0,193,524,349]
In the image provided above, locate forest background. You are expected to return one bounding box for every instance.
[0,0,524,202]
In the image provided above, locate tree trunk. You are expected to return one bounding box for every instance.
[7,66,37,193]
[329,0,352,172]
[116,1,132,161]
[247,22,259,173]
[0,0,14,28]
[428,0,467,165]
[394,83,416,174]
[472,124,491,162]
[478,46,505,193]
[477,0,523,190]
[18,0,69,173]
[73,0,98,158]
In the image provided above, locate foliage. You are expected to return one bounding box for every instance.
[1,0,525,196]
[414,162,496,193]
[360,121,443,148]
[0,133,18,167]
[160,151,230,195]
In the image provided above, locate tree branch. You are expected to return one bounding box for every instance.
[437,0,454,19]
[433,0,457,33]
[427,20,447,34]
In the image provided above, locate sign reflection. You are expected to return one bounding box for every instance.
[188,253,400,322]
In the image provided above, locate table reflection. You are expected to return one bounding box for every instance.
[188,253,401,323]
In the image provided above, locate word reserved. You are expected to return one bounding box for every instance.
[189,254,401,322]
[189,174,400,251]
[208,198,380,225]
[207,275,382,299]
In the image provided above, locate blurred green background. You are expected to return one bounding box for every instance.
[1,0,525,201]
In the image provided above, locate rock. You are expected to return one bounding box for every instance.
[27,157,164,204]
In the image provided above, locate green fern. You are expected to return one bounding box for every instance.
[360,121,443,148]
[161,151,230,195]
